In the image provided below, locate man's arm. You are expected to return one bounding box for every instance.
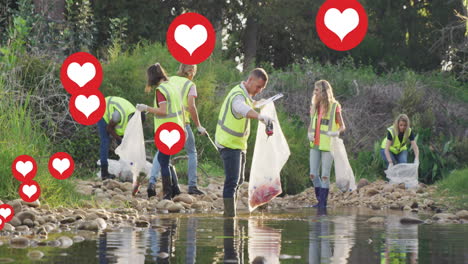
[106,120,122,141]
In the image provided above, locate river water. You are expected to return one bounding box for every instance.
[0,207,467,263]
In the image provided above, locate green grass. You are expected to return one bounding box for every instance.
[0,91,90,207]
[435,168,468,210]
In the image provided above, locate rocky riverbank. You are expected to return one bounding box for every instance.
[0,178,467,254]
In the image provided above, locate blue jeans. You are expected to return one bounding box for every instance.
[380,149,408,168]
[98,118,121,167]
[149,124,198,186]
[309,146,333,189]
[220,148,246,198]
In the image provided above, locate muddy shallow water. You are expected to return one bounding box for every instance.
[0,207,467,263]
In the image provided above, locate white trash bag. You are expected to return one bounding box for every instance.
[385,163,419,189]
[330,137,356,192]
[115,110,148,185]
[249,102,290,212]
[96,159,153,182]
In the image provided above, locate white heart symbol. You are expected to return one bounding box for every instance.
[324,8,359,41]
[52,158,70,174]
[0,208,11,220]
[160,129,180,149]
[174,24,208,55]
[67,62,96,87]
[16,161,33,177]
[75,95,100,118]
[23,185,37,198]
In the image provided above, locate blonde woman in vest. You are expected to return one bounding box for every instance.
[381,114,419,169]
[215,68,273,217]
[137,63,184,200]
[308,80,346,208]
[146,64,207,198]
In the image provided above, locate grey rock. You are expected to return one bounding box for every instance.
[357,179,369,189]
[73,236,85,243]
[366,217,385,224]
[10,237,30,248]
[135,220,150,228]
[23,219,34,227]
[60,217,76,224]
[456,210,468,220]
[21,200,40,208]
[7,199,23,214]
[58,236,73,248]
[16,211,36,223]
[400,217,424,224]
[16,225,30,232]
[3,223,15,232]
[47,240,61,247]
[27,250,44,260]
[432,213,458,221]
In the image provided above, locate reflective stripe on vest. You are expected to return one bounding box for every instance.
[215,85,252,150]
[170,76,193,124]
[154,83,184,132]
[380,126,411,154]
[103,96,135,136]
[310,102,339,151]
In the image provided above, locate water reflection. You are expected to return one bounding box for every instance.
[2,208,462,263]
[309,208,356,264]
[381,214,418,264]
[248,219,282,264]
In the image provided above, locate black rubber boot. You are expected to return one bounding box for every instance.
[169,164,181,198]
[147,183,156,198]
[101,165,116,180]
[223,198,236,217]
[162,174,173,200]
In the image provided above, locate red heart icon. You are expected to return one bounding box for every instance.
[0,204,14,222]
[19,180,41,203]
[0,216,5,231]
[69,90,106,125]
[11,155,37,182]
[60,52,103,94]
[48,152,75,180]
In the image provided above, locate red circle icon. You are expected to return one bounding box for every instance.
[0,204,15,223]
[48,152,75,180]
[0,216,5,231]
[12,155,37,182]
[69,90,106,125]
[60,52,103,94]
[19,180,41,203]
[154,122,186,155]
[316,0,368,51]
[166,12,216,64]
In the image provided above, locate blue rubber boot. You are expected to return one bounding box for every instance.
[318,188,329,208]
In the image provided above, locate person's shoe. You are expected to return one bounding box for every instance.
[188,186,205,195]
[147,183,156,198]
[101,166,116,180]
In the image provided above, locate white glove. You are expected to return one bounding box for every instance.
[136,104,148,112]
[258,114,274,125]
[307,132,315,141]
[197,126,207,135]
[326,131,340,137]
